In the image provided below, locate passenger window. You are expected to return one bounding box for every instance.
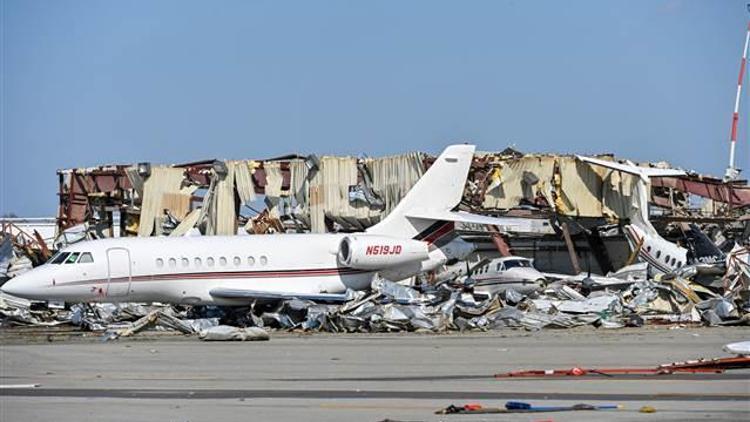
[207,257,215,267]
[646,245,651,252]
[248,256,255,266]
[496,264,502,272]
[65,252,80,264]
[156,258,164,268]
[665,255,670,263]
[670,258,676,266]
[194,257,202,267]
[51,252,70,264]
[219,257,227,266]
[168,258,177,268]
[260,256,268,266]
[181,257,189,268]
[233,256,241,266]
[655,251,661,259]
[78,252,94,263]
[676,261,682,267]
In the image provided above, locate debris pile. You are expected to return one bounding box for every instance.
[254,256,748,333]
[0,245,747,337]
[0,228,49,283]
[0,244,747,337]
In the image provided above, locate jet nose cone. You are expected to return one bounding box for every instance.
[1,277,21,296]
[1,273,36,299]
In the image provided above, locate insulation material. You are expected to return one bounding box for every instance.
[161,193,191,220]
[309,177,325,233]
[263,162,285,198]
[208,163,237,236]
[482,156,555,210]
[558,157,639,219]
[124,167,145,200]
[304,153,425,232]
[138,167,189,237]
[600,168,638,219]
[262,161,285,219]
[558,158,604,217]
[482,155,639,220]
[289,160,309,205]
[288,159,311,226]
[319,156,360,229]
[169,209,202,237]
[232,161,256,206]
[572,157,648,222]
[367,152,424,217]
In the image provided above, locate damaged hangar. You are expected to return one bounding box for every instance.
[1,146,749,333]
[47,147,750,276]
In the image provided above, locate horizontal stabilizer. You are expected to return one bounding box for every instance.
[210,287,355,303]
[577,155,686,179]
[406,209,522,228]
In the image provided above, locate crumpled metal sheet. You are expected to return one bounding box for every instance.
[531,294,620,314]
[198,325,269,341]
[371,278,441,305]
[696,298,739,322]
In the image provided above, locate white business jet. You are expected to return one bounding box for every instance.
[2,144,519,305]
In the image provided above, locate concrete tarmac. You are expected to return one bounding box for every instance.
[1,326,749,421]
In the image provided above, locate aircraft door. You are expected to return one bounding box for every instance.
[106,248,132,297]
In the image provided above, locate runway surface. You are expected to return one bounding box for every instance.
[1,326,749,421]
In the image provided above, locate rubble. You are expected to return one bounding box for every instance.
[4,244,745,337]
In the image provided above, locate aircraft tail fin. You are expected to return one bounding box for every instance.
[367,144,475,239]
[367,144,524,240]
[685,224,725,264]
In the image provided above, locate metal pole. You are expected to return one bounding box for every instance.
[725,10,750,181]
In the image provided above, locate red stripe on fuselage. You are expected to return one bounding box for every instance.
[57,267,371,287]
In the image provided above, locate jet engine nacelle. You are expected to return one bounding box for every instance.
[338,235,429,270]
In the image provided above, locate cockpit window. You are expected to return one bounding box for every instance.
[65,252,80,264]
[504,260,519,269]
[50,252,70,264]
[78,252,94,263]
[46,251,61,264]
[504,259,530,269]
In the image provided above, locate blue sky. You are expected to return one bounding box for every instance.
[1,0,748,216]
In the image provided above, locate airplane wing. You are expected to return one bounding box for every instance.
[405,209,522,228]
[576,155,686,179]
[209,287,356,303]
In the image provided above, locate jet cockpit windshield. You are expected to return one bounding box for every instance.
[47,251,94,265]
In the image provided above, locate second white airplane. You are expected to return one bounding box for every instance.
[2,144,520,305]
